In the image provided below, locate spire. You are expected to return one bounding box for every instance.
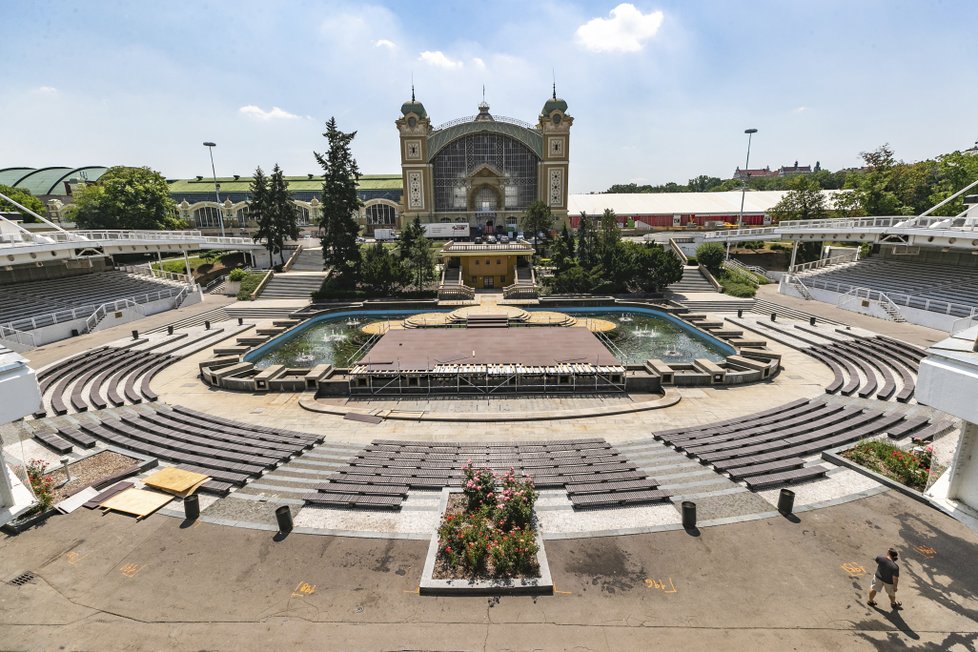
[482,84,486,103]
[552,67,557,99]
[411,73,415,102]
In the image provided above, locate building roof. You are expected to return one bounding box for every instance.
[167,174,403,195]
[567,190,843,216]
[441,241,534,256]
[1,166,108,195]
[427,119,543,160]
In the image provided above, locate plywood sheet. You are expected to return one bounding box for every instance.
[143,467,210,497]
[100,488,173,520]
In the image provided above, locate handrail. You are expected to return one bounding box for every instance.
[803,277,978,317]
[120,263,192,284]
[786,275,814,300]
[837,286,905,321]
[0,323,37,350]
[790,254,858,274]
[201,275,226,293]
[84,297,143,333]
[282,245,303,272]
[949,313,978,335]
[250,269,275,300]
[668,238,688,265]
[0,286,186,333]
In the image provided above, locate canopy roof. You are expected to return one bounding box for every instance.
[0,166,108,195]
[167,174,402,195]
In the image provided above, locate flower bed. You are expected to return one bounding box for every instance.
[420,463,552,595]
[840,440,941,492]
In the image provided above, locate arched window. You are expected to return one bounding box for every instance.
[295,204,311,226]
[365,203,397,225]
[473,187,498,212]
[193,206,222,228]
[431,133,538,212]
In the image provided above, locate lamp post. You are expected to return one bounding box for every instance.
[202,141,225,238]
[728,128,758,260]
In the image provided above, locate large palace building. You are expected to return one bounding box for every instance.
[396,88,573,236]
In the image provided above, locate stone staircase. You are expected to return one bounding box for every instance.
[679,297,756,313]
[668,266,716,293]
[257,272,327,300]
[288,247,326,272]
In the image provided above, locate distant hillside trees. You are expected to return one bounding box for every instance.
[0,185,45,223]
[73,166,182,230]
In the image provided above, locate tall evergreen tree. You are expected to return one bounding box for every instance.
[249,167,274,266]
[597,208,621,270]
[315,117,362,287]
[521,200,554,255]
[560,223,575,259]
[401,217,435,291]
[576,211,597,269]
[267,164,300,265]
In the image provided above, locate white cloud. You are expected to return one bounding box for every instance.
[374,39,396,49]
[793,106,809,113]
[418,50,463,70]
[33,86,59,95]
[238,105,300,121]
[472,57,486,70]
[575,3,664,53]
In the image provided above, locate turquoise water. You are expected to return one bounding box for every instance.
[249,307,730,369]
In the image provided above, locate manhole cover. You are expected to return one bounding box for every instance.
[354,606,364,614]
[8,571,37,587]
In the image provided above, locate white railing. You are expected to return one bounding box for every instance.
[837,287,905,322]
[786,275,814,300]
[949,314,978,335]
[201,275,226,293]
[0,323,38,350]
[703,226,780,241]
[119,263,192,284]
[31,229,260,247]
[789,254,859,275]
[668,238,688,264]
[85,298,142,332]
[433,114,537,131]
[725,258,777,282]
[813,279,978,319]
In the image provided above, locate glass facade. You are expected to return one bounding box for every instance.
[365,203,397,225]
[431,133,538,212]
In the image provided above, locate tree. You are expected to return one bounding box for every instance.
[596,208,621,271]
[552,264,599,294]
[268,165,300,265]
[550,223,576,273]
[576,211,597,269]
[857,144,909,216]
[400,217,435,291]
[832,190,866,218]
[695,242,726,273]
[521,200,554,254]
[0,185,46,223]
[768,177,829,223]
[315,117,362,287]
[361,242,408,295]
[687,175,723,192]
[627,242,683,293]
[73,166,182,230]
[249,167,274,265]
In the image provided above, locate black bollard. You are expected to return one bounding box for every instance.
[132,329,139,340]
[770,313,777,322]
[737,309,743,318]
[238,317,244,325]
[809,316,816,327]
[275,505,293,534]
[184,494,200,521]
[167,325,174,336]
[778,488,795,516]
[681,501,697,529]
[204,320,211,330]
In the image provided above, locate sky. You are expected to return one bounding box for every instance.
[2,0,977,193]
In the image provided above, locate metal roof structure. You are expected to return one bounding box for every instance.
[0,166,109,195]
[166,173,402,195]
[427,119,543,161]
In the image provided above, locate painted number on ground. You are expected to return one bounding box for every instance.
[644,577,678,593]
[912,544,937,558]
[119,563,143,578]
[292,581,316,597]
[841,562,866,576]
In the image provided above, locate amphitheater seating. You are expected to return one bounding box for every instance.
[46,405,322,495]
[302,439,669,510]
[797,258,978,316]
[0,271,187,331]
[34,327,237,418]
[653,398,937,489]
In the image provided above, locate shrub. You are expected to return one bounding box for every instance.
[695,242,726,272]
[684,256,697,266]
[843,440,935,490]
[25,459,56,509]
[228,268,247,282]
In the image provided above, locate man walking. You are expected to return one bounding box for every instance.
[868,547,902,610]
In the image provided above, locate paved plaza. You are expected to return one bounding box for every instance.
[3,296,976,650]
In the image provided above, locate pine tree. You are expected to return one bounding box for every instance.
[268,164,299,265]
[249,166,273,266]
[560,223,575,259]
[315,117,362,287]
[576,212,596,270]
[401,217,435,291]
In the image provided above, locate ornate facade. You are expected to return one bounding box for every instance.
[397,88,572,235]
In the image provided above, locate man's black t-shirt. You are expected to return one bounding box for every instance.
[875,555,899,583]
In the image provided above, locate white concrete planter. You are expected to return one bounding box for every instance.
[224,280,241,296]
[419,487,553,596]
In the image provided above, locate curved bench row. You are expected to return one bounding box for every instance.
[304,439,670,510]
[653,398,938,490]
[44,404,322,495]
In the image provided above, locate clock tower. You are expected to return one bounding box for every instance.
[538,85,573,224]
[396,87,434,222]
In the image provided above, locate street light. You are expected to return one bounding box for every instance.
[202,141,225,238]
[727,128,758,260]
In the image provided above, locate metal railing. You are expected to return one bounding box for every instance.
[85,297,143,332]
[119,263,192,284]
[789,254,859,275]
[25,229,261,247]
[837,287,905,322]
[0,323,38,350]
[805,277,978,318]
[433,114,537,131]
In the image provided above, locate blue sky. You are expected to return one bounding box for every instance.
[2,1,976,192]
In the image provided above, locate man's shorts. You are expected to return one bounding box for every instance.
[871,576,895,598]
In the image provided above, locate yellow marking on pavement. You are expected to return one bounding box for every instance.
[291,581,316,597]
[402,587,420,594]
[841,562,866,576]
[912,544,937,558]
[552,583,572,596]
[119,563,143,578]
[645,577,678,593]
[64,551,83,565]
